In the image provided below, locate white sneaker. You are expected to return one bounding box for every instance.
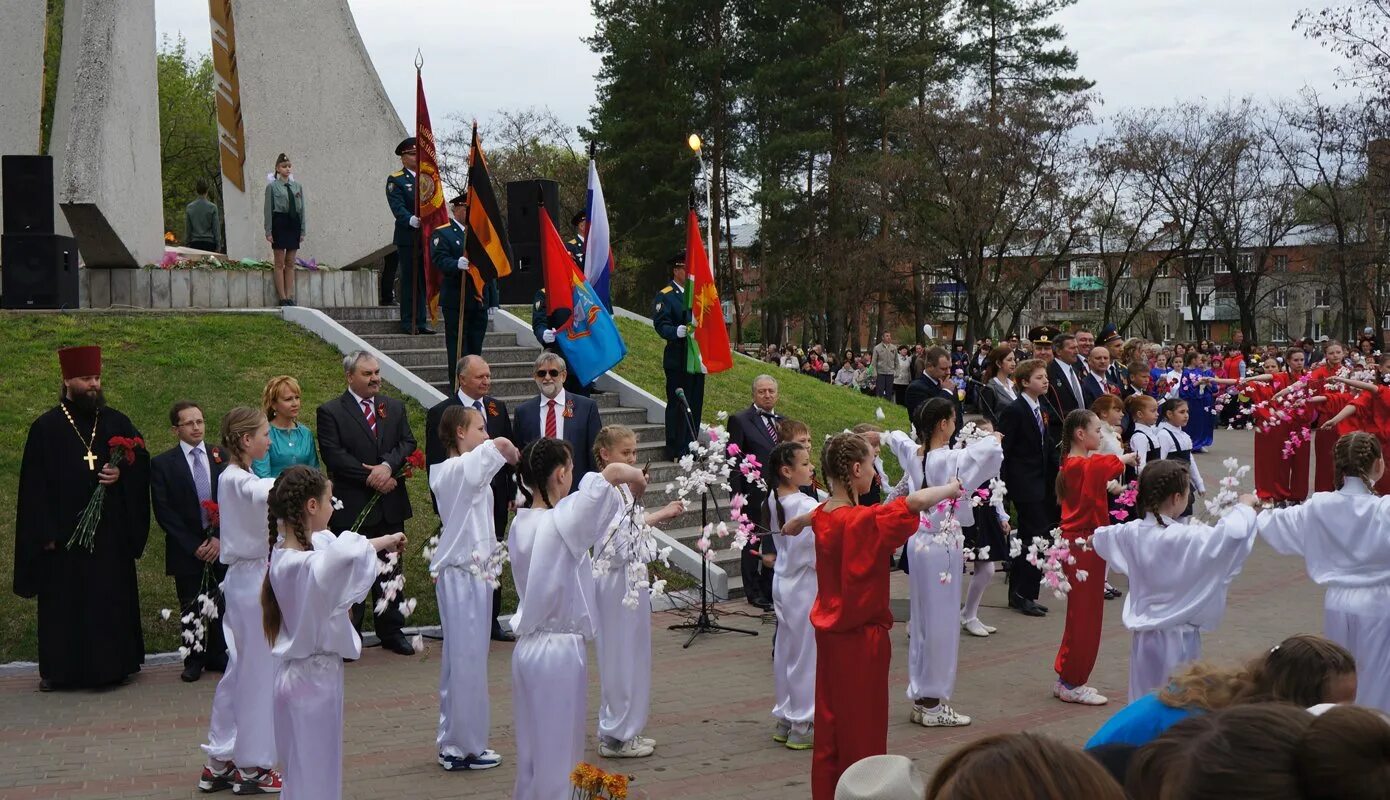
[1054,681,1109,706]
[599,737,655,758]
[961,618,991,637]
[636,735,656,749]
[909,703,972,727]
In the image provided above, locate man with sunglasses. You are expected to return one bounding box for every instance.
[512,352,603,494]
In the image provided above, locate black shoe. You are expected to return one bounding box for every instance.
[181,662,203,683]
[418,326,436,335]
[1034,601,1050,613]
[1016,601,1047,618]
[749,596,773,611]
[491,629,517,643]
[38,678,54,692]
[380,636,416,656]
[203,657,228,673]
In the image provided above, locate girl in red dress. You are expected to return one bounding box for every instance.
[1308,341,1353,492]
[1052,410,1137,706]
[1317,353,1390,494]
[783,432,962,800]
[1253,347,1325,502]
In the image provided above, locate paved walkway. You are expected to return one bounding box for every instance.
[0,430,1326,799]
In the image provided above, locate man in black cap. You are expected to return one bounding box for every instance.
[385,137,433,335]
[567,210,588,271]
[1100,325,1128,385]
[431,195,498,375]
[1028,325,1057,364]
[654,253,701,460]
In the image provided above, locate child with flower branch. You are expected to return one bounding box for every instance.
[590,424,684,760]
[766,441,822,751]
[884,398,1002,729]
[427,406,520,772]
[262,465,407,800]
[781,432,962,800]
[1314,354,1390,493]
[1091,460,1259,703]
[1244,348,1321,502]
[196,407,281,795]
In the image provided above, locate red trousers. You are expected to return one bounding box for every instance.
[812,626,890,800]
[1254,426,1311,502]
[1314,427,1338,493]
[1054,544,1106,687]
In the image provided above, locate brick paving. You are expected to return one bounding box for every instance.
[0,430,1327,799]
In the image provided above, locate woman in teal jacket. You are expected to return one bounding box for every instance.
[263,153,305,306]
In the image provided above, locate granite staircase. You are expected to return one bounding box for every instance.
[322,306,747,599]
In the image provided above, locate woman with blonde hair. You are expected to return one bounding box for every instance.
[263,153,305,306]
[252,375,318,478]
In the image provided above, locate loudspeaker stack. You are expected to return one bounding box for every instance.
[2,155,79,309]
[500,178,561,305]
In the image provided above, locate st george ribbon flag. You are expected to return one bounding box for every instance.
[582,158,615,311]
[541,201,626,386]
[683,208,733,375]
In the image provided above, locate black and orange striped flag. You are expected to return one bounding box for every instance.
[463,122,512,297]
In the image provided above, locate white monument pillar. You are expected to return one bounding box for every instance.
[0,1,48,230]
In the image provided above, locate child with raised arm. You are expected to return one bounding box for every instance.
[885,398,1003,728]
[1258,431,1390,713]
[263,466,406,800]
[507,439,648,800]
[1091,460,1259,702]
[591,425,684,760]
[1052,410,1138,706]
[428,406,519,772]
[198,407,281,795]
[782,431,962,800]
[766,441,822,750]
[1315,354,1390,493]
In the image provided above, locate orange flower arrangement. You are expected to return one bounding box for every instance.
[570,762,631,799]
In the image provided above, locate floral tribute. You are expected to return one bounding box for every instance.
[666,421,764,561]
[592,499,677,610]
[570,762,636,799]
[66,436,145,552]
[160,500,224,658]
[350,449,426,532]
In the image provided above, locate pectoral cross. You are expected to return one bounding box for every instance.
[84,451,98,471]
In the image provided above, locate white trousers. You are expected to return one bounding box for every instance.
[436,568,492,758]
[906,535,963,702]
[203,560,277,769]
[594,569,651,744]
[1325,586,1390,713]
[274,655,343,800]
[1129,626,1202,703]
[512,632,587,800]
[771,568,817,730]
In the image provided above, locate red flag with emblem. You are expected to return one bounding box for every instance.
[684,209,732,374]
[415,67,449,322]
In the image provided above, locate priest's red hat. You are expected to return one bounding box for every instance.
[58,346,102,379]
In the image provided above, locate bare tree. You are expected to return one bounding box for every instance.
[436,107,588,224]
[1296,1,1390,119]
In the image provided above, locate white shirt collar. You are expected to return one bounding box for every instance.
[179,440,206,459]
[544,388,568,408]
[1024,394,1042,412]
[458,389,483,408]
[348,388,375,409]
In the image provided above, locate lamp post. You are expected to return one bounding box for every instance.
[687,133,714,274]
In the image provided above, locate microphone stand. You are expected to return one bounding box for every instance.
[666,388,758,648]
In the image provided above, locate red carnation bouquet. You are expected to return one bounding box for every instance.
[66,435,145,552]
[349,448,426,532]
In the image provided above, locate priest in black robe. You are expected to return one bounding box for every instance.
[13,345,150,691]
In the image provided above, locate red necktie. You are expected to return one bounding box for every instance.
[362,400,377,437]
[545,399,557,438]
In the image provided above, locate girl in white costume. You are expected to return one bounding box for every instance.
[1257,431,1390,713]
[428,406,519,771]
[1126,394,1161,476]
[1091,460,1259,702]
[886,398,1003,728]
[765,441,822,750]
[590,425,683,760]
[197,407,281,795]
[263,466,406,800]
[508,438,647,800]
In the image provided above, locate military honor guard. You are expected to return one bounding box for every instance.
[431,194,499,376]
[567,210,588,269]
[386,137,433,335]
[654,254,703,460]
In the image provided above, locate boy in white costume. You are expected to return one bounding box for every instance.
[1258,431,1390,713]
[427,406,519,771]
[1091,460,1259,702]
[765,441,822,749]
[264,465,407,800]
[886,398,1003,728]
[507,438,647,800]
[198,407,281,795]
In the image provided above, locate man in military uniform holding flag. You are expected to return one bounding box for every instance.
[385,137,433,335]
[566,211,588,269]
[653,254,702,460]
[431,195,498,376]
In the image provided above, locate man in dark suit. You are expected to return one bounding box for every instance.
[426,355,517,642]
[904,345,964,432]
[1100,325,1130,386]
[512,352,603,494]
[317,351,418,655]
[727,375,783,611]
[1046,333,1086,437]
[654,254,702,460]
[1080,344,1123,409]
[150,400,228,682]
[995,367,1057,618]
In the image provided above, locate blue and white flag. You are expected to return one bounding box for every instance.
[582,158,614,311]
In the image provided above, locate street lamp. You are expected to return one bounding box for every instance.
[687,132,714,274]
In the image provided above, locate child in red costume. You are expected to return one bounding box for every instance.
[783,432,961,800]
[1052,410,1136,706]
[1318,353,1390,494]
[1308,341,1352,492]
[1254,348,1322,503]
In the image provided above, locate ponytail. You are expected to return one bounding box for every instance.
[1054,409,1098,501]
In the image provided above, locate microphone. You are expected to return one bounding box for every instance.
[674,387,692,411]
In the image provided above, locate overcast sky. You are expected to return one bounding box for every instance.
[155,0,1352,133]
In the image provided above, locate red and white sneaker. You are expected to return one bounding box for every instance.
[232,767,283,794]
[198,761,237,793]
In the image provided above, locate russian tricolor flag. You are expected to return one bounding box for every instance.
[582,158,615,311]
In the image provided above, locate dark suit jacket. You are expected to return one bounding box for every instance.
[728,405,780,523]
[1080,369,1123,410]
[996,395,1058,504]
[317,391,416,530]
[150,443,228,577]
[1046,359,1085,434]
[512,392,602,494]
[903,374,964,433]
[426,391,514,535]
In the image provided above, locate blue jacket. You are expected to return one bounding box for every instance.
[430,219,498,315]
[385,170,416,247]
[652,281,690,372]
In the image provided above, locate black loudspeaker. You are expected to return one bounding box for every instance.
[500,179,561,305]
[2,233,79,309]
[2,155,56,234]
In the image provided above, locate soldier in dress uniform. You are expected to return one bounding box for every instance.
[654,253,702,460]
[531,289,591,397]
[431,195,498,378]
[566,210,588,270]
[386,137,433,335]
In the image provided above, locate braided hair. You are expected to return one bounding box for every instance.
[220,406,266,464]
[1135,460,1190,525]
[518,437,573,509]
[261,465,327,645]
[592,424,636,469]
[1055,409,1100,501]
[820,432,871,504]
[766,441,808,531]
[1333,431,1382,492]
[912,397,957,481]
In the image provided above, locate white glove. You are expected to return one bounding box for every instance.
[542,328,556,344]
[676,325,688,338]
[459,256,469,269]
[487,307,496,319]
[409,215,420,228]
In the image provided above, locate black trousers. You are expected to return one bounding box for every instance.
[174,565,228,667]
[349,521,406,641]
[396,242,427,331]
[380,249,398,305]
[663,367,705,460]
[187,238,219,253]
[1008,498,1054,603]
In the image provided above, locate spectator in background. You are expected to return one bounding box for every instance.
[835,358,857,387]
[184,179,221,253]
[1075,329,1095,360]
[872,333,897,399]
[780,347,800,371]
[911,344,930,383]
[893,345,913,406]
